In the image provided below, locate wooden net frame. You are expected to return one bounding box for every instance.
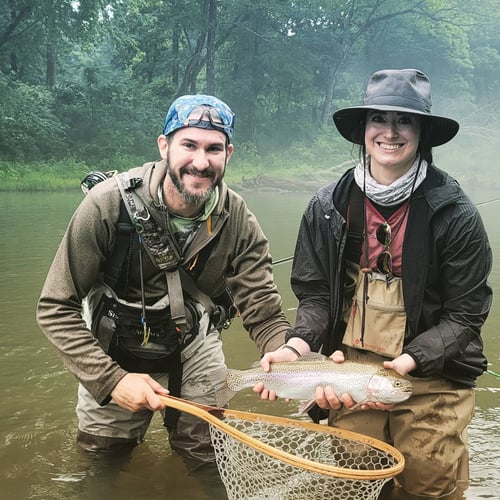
[159,396,404,499]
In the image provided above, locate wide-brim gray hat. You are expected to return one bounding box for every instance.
[332,69,459,147]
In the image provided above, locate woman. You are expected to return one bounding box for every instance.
[257,69,492,499]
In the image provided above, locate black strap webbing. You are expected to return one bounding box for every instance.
[104,200,135,289]
[345,185,364,264]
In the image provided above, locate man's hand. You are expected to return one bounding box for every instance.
[253,339,310,401]
[110,373,169,412]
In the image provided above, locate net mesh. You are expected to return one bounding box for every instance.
[209,414,400,500]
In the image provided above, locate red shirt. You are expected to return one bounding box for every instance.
[361,199,409,277]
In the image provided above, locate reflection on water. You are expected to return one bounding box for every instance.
[1,190,499,499]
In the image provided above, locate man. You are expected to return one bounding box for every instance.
[37,94,292,468]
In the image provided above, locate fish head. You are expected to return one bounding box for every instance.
[366,373,413,403]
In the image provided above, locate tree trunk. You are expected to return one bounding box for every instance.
[10,52,17,74]
[206,0,217,94]
[172,25,179,87]
[46,45,56,88]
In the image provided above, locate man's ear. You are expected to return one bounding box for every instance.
[226,143,234,164]
[157,134,169,159]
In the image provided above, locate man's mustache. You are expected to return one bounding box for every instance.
[181,166,216,179]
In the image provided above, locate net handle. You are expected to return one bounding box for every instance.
[158,395,404,480]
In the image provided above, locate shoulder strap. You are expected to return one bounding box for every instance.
[115,172,182,271]
[345,184,364,264]
[104,200,135,290]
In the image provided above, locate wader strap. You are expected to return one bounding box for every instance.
[179,268,216,317]
[361,271,369,347]
[166,269,188,331]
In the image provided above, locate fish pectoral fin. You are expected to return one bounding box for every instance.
[347,396,370,411]
[297,399,317,415]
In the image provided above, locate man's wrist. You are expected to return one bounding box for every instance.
[282,337,311,357]
[281,344,301,357]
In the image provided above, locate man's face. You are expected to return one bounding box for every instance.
[159,126,233,206]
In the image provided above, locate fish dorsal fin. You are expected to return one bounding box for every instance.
[249,352,329,369]
[294,353,330,362]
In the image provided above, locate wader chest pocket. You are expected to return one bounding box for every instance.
[343,272,407,358]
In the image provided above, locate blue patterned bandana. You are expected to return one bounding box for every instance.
[163,94,235,142]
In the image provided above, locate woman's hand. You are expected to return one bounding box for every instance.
[315,350,393,411]
[383,353,416,376]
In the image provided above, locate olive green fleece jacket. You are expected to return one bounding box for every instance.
[37,160,290,404]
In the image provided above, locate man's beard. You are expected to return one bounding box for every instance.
[168,158,222,206]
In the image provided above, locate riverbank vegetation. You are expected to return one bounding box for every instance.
[1,1,499,193]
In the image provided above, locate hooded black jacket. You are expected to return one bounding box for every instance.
[286,165,491,387]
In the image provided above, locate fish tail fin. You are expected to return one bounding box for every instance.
[215,385,238,407]
[214,367,239,407]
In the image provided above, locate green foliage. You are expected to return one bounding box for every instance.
[0,159,89,190]
[0,74,66,160]
[0,0,499,191]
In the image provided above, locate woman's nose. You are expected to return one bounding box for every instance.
[383,121,399,138]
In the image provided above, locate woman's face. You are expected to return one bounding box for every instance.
[365,110,421,182]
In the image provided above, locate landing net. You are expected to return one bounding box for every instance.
[209,413,403,500]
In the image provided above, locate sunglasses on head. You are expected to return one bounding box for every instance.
[175,104,235,137]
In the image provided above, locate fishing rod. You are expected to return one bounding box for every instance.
[486,369,500,379]
[272,256,294,266]
[476,196,500,207]
[271,196,500,267]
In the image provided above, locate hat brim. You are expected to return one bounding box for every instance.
[332,105,459,147]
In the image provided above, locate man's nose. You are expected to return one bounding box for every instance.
[192,149,210,169]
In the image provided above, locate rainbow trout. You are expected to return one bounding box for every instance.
[220,354,412,410]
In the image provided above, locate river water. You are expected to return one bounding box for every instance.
[0,188,499,499]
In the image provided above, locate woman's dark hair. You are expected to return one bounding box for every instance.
[417,117,433,164]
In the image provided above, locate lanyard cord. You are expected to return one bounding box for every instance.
[137,233,151,345]
[361,165,369,347]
